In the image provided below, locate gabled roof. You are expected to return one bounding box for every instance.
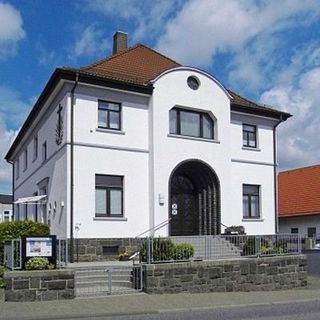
[5,43,291,161]
[278,165,320,218]
[0,194,13,204]
[81,44,181,86]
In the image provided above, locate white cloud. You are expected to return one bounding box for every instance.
[156,0,320,67]
[0,2,25,59]
[0,116,18,191]
[0,86,30,128]
[0,85,30,192]
[260,67,320,170]
[71,25,109,59]
[83,0,184,43]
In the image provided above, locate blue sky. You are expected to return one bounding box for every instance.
[1,0,320,193]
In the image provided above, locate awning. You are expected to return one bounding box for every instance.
[14,195,47,204]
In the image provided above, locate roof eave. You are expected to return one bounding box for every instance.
[5,68,154,161]
[231,103,292,121]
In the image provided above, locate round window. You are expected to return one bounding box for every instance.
[187,76,200,90]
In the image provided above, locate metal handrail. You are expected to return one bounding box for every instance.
[135,218,172,238]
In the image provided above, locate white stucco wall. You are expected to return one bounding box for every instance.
[0,202,12,222]
[13,89,69,239]
[279,215,320,237]
[10,68,281,239]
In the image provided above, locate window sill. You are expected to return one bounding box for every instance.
[94,216,127,221]
[96,128,125,135]
[242,146,261,152]
[242,218,264,222]
[168,134,220,144]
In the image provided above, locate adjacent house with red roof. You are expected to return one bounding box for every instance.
[278,165,320,237]
[5,32,291,261]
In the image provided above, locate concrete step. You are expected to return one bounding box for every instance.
[75,279,133,289]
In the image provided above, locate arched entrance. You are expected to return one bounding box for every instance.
[169,160,220,236]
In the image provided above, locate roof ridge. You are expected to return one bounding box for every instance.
[82,43,181,71]
[82,44,142,70]
[279,164,320,174]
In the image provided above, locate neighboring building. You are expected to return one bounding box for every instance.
[278,165,320,238]
[5,32,291,256]
[0,194,13,222]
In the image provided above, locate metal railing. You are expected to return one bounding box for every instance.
[138,234,301,264]
[56,238,68,267]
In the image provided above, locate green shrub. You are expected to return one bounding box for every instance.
[0,221,49,261]
[139,238,194,262]
[139,238,175,262]
[25,257,54,270]
[0,265,7,287]
[173,243,194,260]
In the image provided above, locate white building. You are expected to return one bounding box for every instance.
[5,32,291,259]
[0,194,13,222]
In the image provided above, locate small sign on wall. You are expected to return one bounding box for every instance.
[22,235,57,269]
[26,237,53,257]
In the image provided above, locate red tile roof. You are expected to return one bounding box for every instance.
[278,165,320,217]
[82,44,181,85]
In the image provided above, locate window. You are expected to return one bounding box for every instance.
[291,228,299,234]
[169,108,214,139]
[308,227,316,238]
[243,184,260,218]
[95,175,123,217]
[98,100,121,130]
[243,124,257,148]
[187,76,200,90]
[23,149,28,171]
[33,136,38,161]
[3,211,11,222]
[16,159,20,179]
[42,141,47,162]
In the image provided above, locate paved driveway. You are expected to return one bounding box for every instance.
[303,250,320,275]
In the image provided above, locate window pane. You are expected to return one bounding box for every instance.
[203,114,213,139]
[248,132,256,147]
[169,109,177,134]
[243,185,259,195]
[98,109,108,127]
[243,195,249,217]
[110,189,122,215]
[109,111,120,129]
[180,111,200,137]
[251,196,259,217]
[95,189,107,214]
[107,103,120,111]
[243,124,255,132]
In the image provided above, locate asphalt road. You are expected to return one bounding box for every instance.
[28,300,320,320]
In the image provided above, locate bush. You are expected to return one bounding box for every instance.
[0,221,49,261]
[0,265,7,287]
[25,257,54,270]
[173,243,194,260]
[139,238,194,262]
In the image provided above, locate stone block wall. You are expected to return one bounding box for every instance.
[4,269,74,301]
[74,238,141,261]
[142,255,307,294]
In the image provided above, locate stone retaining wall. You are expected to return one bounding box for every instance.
[4,269,74,301]
[142,255,307,294]
[74,238,141,261]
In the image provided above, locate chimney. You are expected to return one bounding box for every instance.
[113,31,128,55]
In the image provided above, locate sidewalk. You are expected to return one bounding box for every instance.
[1,275,320,320]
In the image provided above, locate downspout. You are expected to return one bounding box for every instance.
[70,73,79,263]
[9,160,14,220]
[273,115,283,234]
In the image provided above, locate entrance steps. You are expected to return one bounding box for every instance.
[171,236,241,260]
[74,265,142,298]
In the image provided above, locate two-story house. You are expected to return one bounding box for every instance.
[5,32,291,260]
[0,194,13,222]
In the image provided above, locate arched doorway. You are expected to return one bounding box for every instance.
[169,160,220,236]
